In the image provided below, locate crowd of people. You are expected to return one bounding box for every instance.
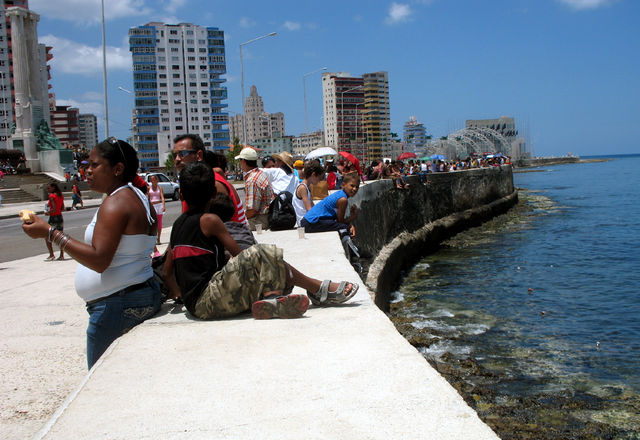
[21,135,360,369]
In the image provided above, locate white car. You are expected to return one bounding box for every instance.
[139,172,180,201]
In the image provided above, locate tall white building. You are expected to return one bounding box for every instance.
[403,116,427,155]
[78,113,98,149]
[129,22,229,168]
[228,85,285,145]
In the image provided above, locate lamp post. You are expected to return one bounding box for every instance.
[303,67,327,134]
[101,0,109,137]
[240,31,276,146]
[117,86,135,150]
[339,85,363,151]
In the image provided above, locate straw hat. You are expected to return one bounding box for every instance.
[272,151,294,171]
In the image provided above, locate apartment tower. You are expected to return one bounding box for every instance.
[78,113,98,149]
[129,22,228,168]
[228,85,285,145]
[322,71,390,162]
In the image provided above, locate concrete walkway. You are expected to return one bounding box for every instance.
[2,201,499,439]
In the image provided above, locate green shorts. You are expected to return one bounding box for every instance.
[194,244,287,319]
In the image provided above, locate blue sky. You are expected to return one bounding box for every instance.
[31,0,639,156]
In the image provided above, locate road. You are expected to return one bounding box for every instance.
[0,200,184,263]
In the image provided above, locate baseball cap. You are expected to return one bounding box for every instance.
[236,147,258,161]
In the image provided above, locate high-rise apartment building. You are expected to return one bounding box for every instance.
[129,22,228,168]
[78,113,98,149]
[322,71,390,162]
[403,116,427,155]
[228,85,285,145]
[362,71,390,160]
[50,105,79,148]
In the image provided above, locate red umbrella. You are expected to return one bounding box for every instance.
[338,151,362,176]
[397,152,417,161]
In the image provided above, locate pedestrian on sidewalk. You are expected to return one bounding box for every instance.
[22,138,162,369]
[44,182,65,261]
[71,183,84,210]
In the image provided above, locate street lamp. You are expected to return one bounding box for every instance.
[240,31,276,146]
[303,67,327,133]
[340,85,363,150]
[101,0,109,137]
[117,86,135,150]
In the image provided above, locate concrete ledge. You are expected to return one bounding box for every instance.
[35,229,498,440]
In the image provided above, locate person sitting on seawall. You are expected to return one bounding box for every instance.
[261,151,298,196]
[162,162,359,319]
[325,162,340,190]
[44,182,65,261]
[203,150,256,250]
[293,160,324,227]
[22,138,162,369]
[300,171,359,238]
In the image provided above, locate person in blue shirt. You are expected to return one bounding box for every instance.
[300,172,359,238]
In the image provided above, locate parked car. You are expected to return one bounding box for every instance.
[139,172,180,201]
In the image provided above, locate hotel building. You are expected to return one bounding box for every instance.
[129,22,228,168]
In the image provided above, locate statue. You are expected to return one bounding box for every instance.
[34,119,64,151]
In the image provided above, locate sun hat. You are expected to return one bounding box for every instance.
[273,151,294,171]
[236,147,258,161]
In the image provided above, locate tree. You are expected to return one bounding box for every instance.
[164,152,175,172]
[226,137,243,173]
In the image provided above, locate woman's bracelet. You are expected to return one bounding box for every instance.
[51,230,71,250]
[47,226,54,243]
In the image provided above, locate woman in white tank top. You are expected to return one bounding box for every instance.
[293,160,325,226]
[22,138,162,369]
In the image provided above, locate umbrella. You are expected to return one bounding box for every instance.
[338,151,362,176]
[397,152,417,161]
[305,146,338,160]
[430,154,446,161]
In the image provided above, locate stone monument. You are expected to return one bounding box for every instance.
[6,7,55,172]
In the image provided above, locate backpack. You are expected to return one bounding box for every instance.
[268,191,296,231]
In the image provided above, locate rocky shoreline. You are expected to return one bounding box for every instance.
[387,194,640,440]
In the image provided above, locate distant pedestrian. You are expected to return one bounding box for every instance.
[71,183,84,209]
[44,182,65,261]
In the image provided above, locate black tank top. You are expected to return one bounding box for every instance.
[170,212,226,314]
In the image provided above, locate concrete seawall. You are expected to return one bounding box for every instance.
[350,165,517,310]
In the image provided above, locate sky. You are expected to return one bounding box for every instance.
[30,0,639,157]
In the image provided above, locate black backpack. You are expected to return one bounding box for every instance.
[268,191,296,231]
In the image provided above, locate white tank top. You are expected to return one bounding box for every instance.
[293,182,311,227]
[74,184,156,302]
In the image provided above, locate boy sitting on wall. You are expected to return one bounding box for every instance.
[163,163,359,319]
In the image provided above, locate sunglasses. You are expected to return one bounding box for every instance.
[107,137,127,168]
[175,150,196,158]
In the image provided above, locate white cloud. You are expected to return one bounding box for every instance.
[385,3,413,25]
[283,21,301,31]
[163,0,186,14]
[56,98,103,116]
[239,17,256,28]
[557,0,614,10]
[41,35,131,76]
[82,91,104,101]
[29,0,152,24]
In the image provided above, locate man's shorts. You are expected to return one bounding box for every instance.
[194,243,287,319]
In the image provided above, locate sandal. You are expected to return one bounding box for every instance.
[44,256,55,262]
[252,294,309,319]
[307,280,359,306]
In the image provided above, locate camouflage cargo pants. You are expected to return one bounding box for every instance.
[194,243,287,319]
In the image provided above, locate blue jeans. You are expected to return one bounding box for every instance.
[85,279,162,369]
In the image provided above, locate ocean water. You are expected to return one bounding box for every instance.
[390,155,640,437]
